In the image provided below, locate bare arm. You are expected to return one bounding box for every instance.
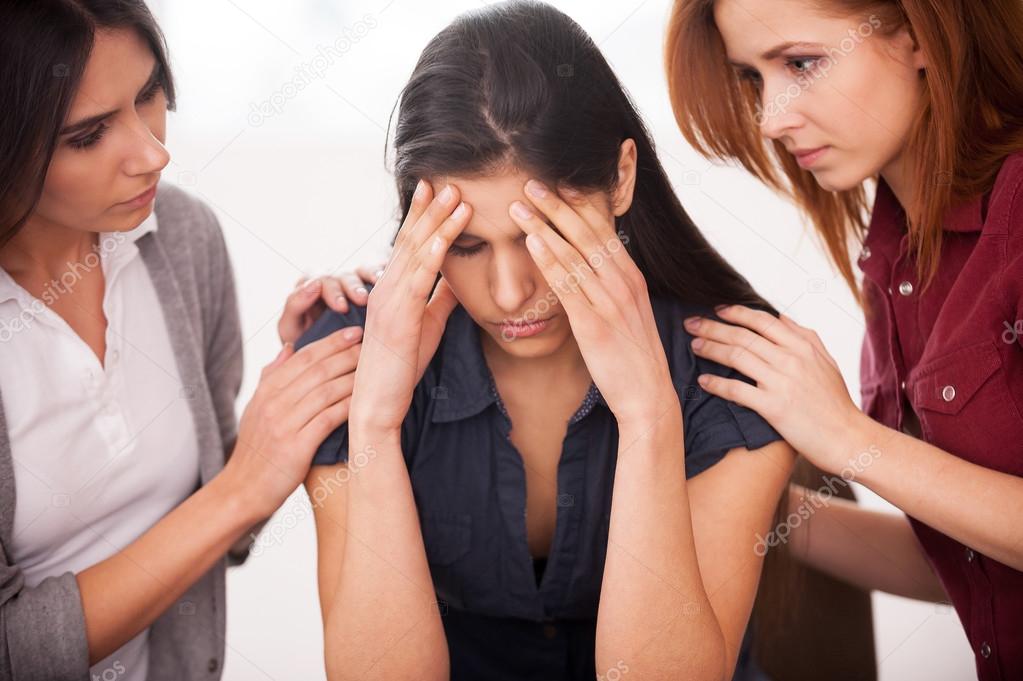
[597,416,795,681]
[75,329,361,664]
[314,430,448,681]
[854,416,1023,571]
[781,483,946,602]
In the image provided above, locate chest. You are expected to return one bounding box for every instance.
[500,385,587,558]
[1,256,200,583]
[859,231,1023,473]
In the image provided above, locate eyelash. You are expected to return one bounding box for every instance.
[737,57,823,85]
[786,56,823,74]
[67,81,163,151]
[68,124,109,150]
[448,243,485,258]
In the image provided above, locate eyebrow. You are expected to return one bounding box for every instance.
[59,62,161,136]
[727,41,824,68]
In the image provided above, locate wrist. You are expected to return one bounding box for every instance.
[822,409,888,482]
[348,417,402,447]
[614,386,682,437]
[207,466,269,528]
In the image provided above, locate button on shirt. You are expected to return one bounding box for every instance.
[858,151,1023,681]
[0,214,201,681]
[298,293,782,680]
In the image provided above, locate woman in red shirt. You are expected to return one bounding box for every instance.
[665,1,1023,678]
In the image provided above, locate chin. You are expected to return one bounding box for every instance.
[811,167,867,193]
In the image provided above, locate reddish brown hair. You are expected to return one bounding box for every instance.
[665,0,1023,296]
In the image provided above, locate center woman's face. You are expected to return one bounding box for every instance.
[432,168,595,360]
[713,0,928,191]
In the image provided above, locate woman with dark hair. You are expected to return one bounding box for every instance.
[666,0,1023,678]
[0,2,367,679]
[301,2,798,679]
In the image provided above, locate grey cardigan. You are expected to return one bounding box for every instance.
[0,183,251,680]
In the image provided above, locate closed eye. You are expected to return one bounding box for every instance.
[448,242,486,258]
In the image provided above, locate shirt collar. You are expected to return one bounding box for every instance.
[430,304,607,423]
[857,176,986,279]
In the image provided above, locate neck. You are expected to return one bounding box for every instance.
[880,147,917,217]
[0,215,99,280]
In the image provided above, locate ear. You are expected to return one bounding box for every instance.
[894,24,928,71]
[611,138,638,217]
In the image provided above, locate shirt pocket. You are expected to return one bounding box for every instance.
[908,339,1023,472]
[420,512,473,566]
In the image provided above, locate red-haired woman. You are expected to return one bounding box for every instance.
[666,1,1023,678]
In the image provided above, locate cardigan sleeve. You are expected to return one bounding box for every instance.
[0,545,90,680]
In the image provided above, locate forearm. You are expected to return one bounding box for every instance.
[324,426,447,681]
[785,483,946,601]
[596,411,725,681]
[848,415,1023,570]
[77,471,259,664]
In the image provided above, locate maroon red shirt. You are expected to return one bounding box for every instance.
[859,150,1023,680]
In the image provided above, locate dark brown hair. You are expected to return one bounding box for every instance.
[0,0,176,244]
[390,0,774,313]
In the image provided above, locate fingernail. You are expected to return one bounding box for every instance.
[335,294,349,311]
[438,185,454,203]
[511,201,534,220]
[355,286,368,296]
[698,374,710,386]
[343,327,362,340]
[303,279,321,292]
[715,304,730,313]
[684,316,700,329]
[691,338,705,350]
[373,269,385,279]
[526,180,548,199]
[452,202,467,220]
[431,235,445,254]
[414,180,426,201]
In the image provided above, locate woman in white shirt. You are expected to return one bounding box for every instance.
[0,1,363,679]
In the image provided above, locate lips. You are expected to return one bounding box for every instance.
[790,146,829,169]
[119,183,158,206]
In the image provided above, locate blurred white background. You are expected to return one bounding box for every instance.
[147,0,974,678]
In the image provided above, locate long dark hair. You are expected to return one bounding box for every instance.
[389,0,773,313]
[384,5,872,675]
[0,0,176,244]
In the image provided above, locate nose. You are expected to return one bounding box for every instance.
[122,119,171,178]
[757,78,805,141]
[489,247,537,316]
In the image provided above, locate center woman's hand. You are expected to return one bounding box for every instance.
[347,180,473,434]
[508,180,679,431]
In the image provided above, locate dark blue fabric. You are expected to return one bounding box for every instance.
[297,289,782,681]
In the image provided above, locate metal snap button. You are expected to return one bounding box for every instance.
[941,385,956,402]
[898,281,914,296]
[965,548,975,562]
[980,642,992,659]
